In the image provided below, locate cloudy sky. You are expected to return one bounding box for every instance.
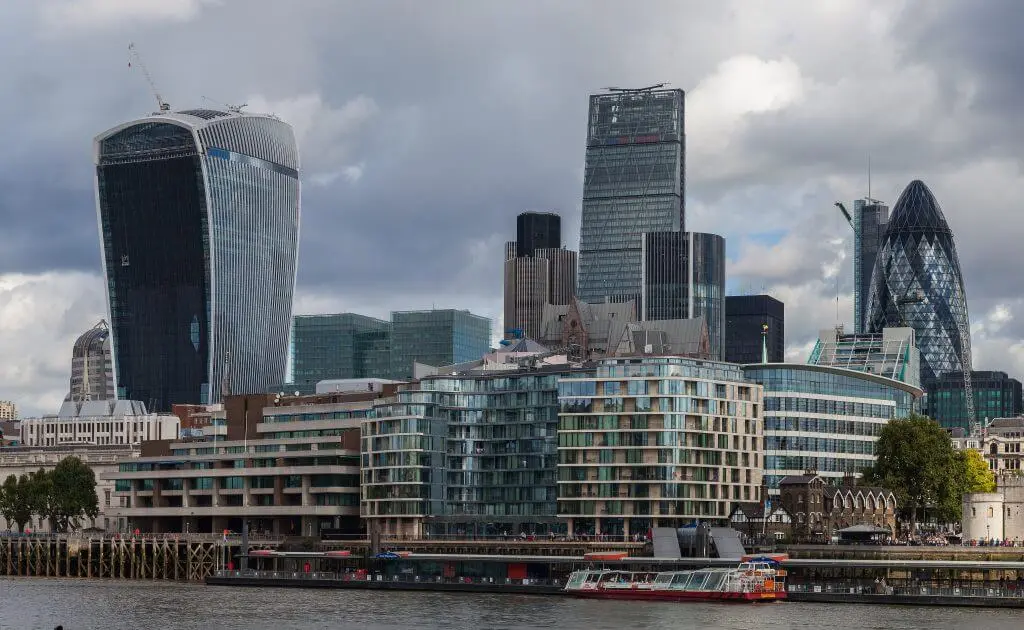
[1,0,1022,416]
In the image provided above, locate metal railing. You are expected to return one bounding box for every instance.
[212,569,564,587]
[788,582,1024,599]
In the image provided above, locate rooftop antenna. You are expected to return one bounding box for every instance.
[127,42,170,112]
[202,95,247,114]
[867,155,872,201]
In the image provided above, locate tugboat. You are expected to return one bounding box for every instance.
[563,555,787,602]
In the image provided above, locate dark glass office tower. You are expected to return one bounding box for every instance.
[853,199,889,334]
[642,231,725,360]
[929,371,1023,430]
[725,295,785,364]
[95,109,300,411]
[505,212,576,340]
[516,212,561,258]
[578,87,685,305]
[866,180,971,386]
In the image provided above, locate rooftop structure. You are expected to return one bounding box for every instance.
[67,320,115,402]
[807,326,921,389]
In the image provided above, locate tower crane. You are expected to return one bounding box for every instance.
[128,42,170,112]
[202,95,247,114]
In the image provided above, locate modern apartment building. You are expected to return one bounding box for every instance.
[67,320,115,402]
[105,390,396,535]
[724,295,785,364]
[578,87,686,306]
[362,360,575,538]
[20,400,179,447]
[291,313,391,393]
[94,108,300,410]
[504,212,577,340]
[742,364,923,494]
[557,356,764,537]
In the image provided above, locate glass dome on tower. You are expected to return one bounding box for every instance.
[865,180,971,384]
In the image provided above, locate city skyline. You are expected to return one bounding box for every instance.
[0,2,1022,415]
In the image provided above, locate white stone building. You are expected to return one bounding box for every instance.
[20,400,179,447]
[0,444,139,532]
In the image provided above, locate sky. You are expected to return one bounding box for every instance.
[1,0,1023,416]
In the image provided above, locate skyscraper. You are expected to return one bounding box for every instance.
[853,198,889,334]
[866,180,971,387]
[95,109,300,411]
[724,295,785,364]
[642,231,725,359]
[67,320,115,402]
[578,87,685,305]
[504,212,576,340]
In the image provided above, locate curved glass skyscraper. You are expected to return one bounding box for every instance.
[866,180,970,385]
[94,109,300,411]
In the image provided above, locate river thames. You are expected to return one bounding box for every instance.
[2,578,1021,629]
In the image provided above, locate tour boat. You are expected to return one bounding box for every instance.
[563,556,787,602]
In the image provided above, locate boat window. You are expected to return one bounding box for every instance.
[654,573,674,585]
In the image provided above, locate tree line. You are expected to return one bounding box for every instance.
[0,456,100,533]
[863,414,995,530]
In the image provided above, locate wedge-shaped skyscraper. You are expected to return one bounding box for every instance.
[94,109,300,411]
[866,180,971,385]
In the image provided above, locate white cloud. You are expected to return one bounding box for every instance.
[40,0,217,30]
[245,93,378,185]
[0,271,107,417]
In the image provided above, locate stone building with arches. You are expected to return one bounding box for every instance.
[778,473,897,542]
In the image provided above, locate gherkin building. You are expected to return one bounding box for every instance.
[866,179,971,385]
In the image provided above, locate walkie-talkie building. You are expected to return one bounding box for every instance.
[578,87,685,306]
[94,109,300,411]
[866,180,971,385]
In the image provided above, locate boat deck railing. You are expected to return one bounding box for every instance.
[788,582,1024,599]
[212,569,565,588]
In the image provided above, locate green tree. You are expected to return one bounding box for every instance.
[862,414,963,530]
[47,457,99,532]
[960,448,997,493]
[26,468,52,531]
[2,474,35,532]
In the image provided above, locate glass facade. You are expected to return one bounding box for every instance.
[866,180,971,386]
[578,89,685,306]
[725,295,785,364]
[853,199,889,334]
[929,371,1023,430]
[558,357,763,535]
[291,314,391,393]
[361,367,569,538]
[642,231,726,359]
[743,364,922,493]
[96,110,299,411]
[389,310,492,379]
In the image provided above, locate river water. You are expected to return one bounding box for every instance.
[1,578,1021,629]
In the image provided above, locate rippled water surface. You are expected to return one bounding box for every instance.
[2,578,1022,630]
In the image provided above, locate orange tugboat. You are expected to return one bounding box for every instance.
[563,555,787,602]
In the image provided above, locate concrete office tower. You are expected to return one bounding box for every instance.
[853,198,889,334]
[504,212,577,340]
[866,180,971,386]
[725,295,785,364]
[578,87,685,306]
[94,108,300,411]
[67,320,115,402]
[642,231,725,359]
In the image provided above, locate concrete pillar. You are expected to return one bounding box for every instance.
[595,518,602,536]
[243,477,252,508]
[623,518,631,540]
[301,475,311,507]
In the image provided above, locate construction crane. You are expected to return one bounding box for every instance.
[603,83,668,92]
[128,42,170,112]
